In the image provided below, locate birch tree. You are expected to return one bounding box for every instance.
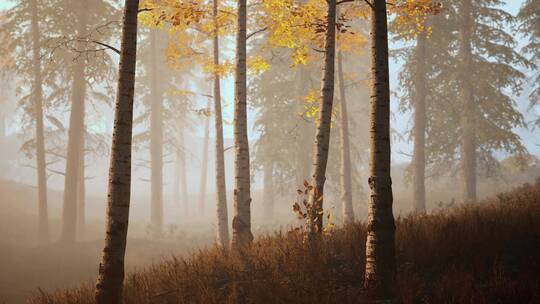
[95,0,139,302]
[230,0,253,248]
[363,0,399,300]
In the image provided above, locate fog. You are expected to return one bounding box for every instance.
[0,0,539,303]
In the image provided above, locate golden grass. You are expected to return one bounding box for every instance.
[30,179,540,304]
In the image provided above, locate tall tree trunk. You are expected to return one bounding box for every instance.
[30,0,48,242]
[308,0,336,236]
[0,113,5,138]
[173,150,180,205]
[231,0,253,248]
[294,68,312,188]
[337,51,354,224]
[198,98,210,215]
[77,125,86,239]
[263,161,274,222]
[459,0,476,203]
[412,32,427,213]
[60,0,88,243]
[212,0,230,247]
[178,121,189,215]
[363,1,399,302]
[149,30,163,236]
[95,1,139,302]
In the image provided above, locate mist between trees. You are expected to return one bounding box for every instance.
[0,0,538,303]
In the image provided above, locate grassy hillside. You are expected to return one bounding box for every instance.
[29,179,540,304]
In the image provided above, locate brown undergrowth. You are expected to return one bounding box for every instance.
[30,179,540,304]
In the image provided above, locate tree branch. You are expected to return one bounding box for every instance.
[90,40,120,54]
[363,0,374,9]
[247,27,268,40]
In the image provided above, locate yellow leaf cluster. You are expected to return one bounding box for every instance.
[260,0,326,65]
[139,0,165,29]
[248,56,270,75]
[337,31,367,55]
[260,0,370,66]
[202,60,234,77]
[301,88,320,119]
[140,0,237,76]
[391,0,442,39]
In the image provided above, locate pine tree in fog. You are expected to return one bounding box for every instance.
[251,48,313,223]
[518,0,540,126]
[336,50,354,223]
[395,0,530,205]
[5,0,51,241]
[59,0,118,243]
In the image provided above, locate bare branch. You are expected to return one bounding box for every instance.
[364,0,374,9]
[247,27,268,40]
[47,168,66,176]
[90,40,120,54]
[44,20,121,60]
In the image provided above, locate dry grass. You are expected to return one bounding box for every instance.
[30,179,540,304]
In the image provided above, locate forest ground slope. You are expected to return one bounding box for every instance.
[29,178,540,304]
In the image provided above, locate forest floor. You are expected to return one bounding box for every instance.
[0,180,214,304]
[25,178,540,304]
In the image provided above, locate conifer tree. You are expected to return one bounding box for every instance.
[518,0,540,126]
[395,0,529,205]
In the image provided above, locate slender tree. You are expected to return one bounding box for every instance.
[363,0,399,301]
[262,161,275,221]
[60,0,89,243]
[77,125,86,238]
[458,0,477,203]
[149,30,164,236]
[411,31,427,212]
[212,0,230,247]
[307,0,336,236]
[30,0,49,242]
[294,68,314,188]
[337,50,354,223]
[176,116,189,213]
[198,97,210,214]
[95,0,139,302]
[231,0,253,248]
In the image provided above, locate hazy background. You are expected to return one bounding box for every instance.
[0,0,538,303]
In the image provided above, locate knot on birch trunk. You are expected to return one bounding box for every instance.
[368,175,392,190]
